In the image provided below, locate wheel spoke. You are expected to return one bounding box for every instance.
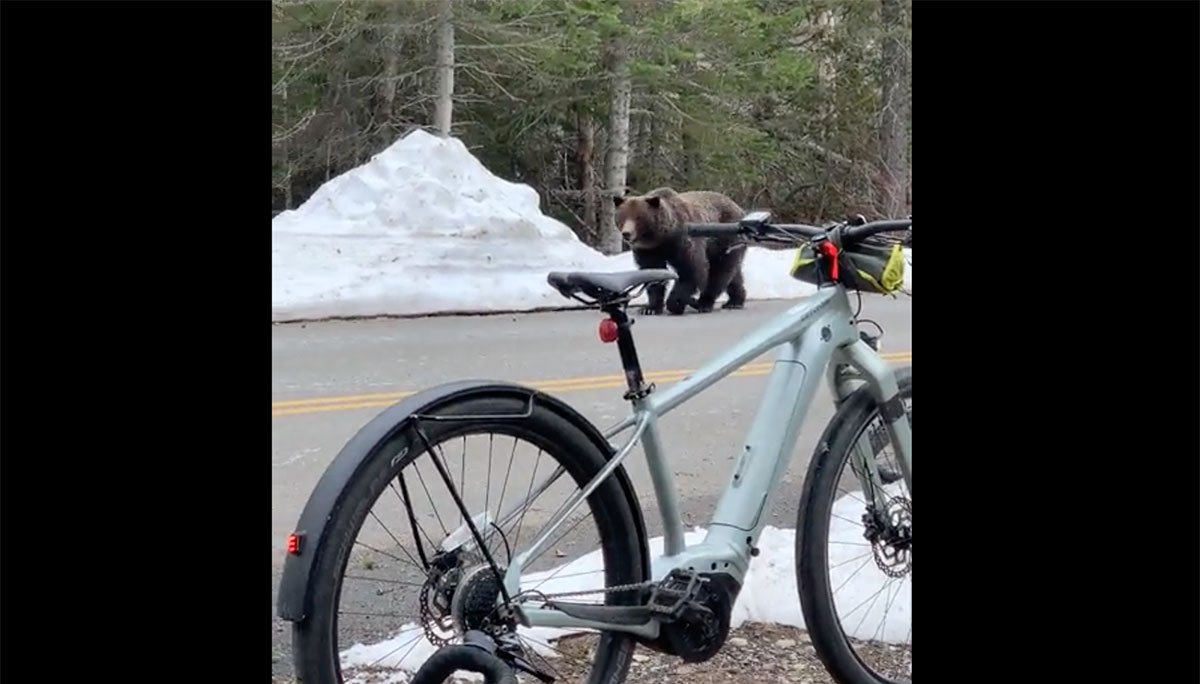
[527,512,590,573]
[873,575,906,643]
[367,509,426,574]
[366,629,426,668]
[843,579,893,645]
[490,436,519,556]
[511,447,544,551]
[459,435,467,526]
[411,459,449,537]
[390,477,434,567]
[484,433,494,533]
[830,551,873,571]
[352,539,424,576]
[343,574,425,587]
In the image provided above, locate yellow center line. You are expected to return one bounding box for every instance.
[272,351,911,417]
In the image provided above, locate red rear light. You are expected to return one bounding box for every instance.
[287,533,302,555]
[598,319,618,343]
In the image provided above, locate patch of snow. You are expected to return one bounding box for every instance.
[341,489,908,679]
[340,626,440,678]
[731,485,910,643]
[272,130,911,321]
[273,130,617,321]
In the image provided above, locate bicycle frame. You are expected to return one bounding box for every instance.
[500,284,912,638]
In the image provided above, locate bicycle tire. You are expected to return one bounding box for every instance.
[292,394,646,684]
[410,644,518,684]
[796,367,912,684]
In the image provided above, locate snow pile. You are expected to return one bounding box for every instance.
[273,130,911,321]
[273,130,618,321]
[340,491,909,681]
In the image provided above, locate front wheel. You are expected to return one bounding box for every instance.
[796,367,911,684]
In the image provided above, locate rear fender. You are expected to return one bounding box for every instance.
[276,379,649,622]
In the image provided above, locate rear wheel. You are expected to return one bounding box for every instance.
[797,368,912,684]
[292,394,646,684]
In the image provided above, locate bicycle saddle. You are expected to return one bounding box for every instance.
[547,269,676,302]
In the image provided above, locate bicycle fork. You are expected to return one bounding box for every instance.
[826,335,912,500]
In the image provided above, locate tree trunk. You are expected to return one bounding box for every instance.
[646,104,658,185]
[373,4,403,149]
[282,82,293,209]
[375,55,399,147]
[681,121,696,182]
[576,108,599,244]
[877,0,910,217]
[597,27,631,256]
[433,0,455,136]
[325,137,332,181]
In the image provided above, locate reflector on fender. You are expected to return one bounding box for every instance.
[287,532,302,555]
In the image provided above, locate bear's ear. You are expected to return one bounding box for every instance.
[646,196,661,209]
[613,194,626,208]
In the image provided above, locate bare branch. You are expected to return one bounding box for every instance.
[549,191,586,229]
[343,67,436,88]
[456,24,556,51]
[458,64,525,103]
[273,0,352,60]
[273,109,318,144]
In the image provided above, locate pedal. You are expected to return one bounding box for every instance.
[647,569,709,621]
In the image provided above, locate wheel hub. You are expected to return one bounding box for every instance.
[418,552,464,646]
[863,496,911,578]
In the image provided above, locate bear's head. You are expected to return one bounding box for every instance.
[613,187,681,249]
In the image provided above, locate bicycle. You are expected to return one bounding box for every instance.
[277,212,913,684]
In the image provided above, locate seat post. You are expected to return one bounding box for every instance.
[601,304,652,403]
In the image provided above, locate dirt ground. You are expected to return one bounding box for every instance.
[279,622,911,684]
[557,622,910,684]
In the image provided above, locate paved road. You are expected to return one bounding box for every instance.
[270,295,911,678]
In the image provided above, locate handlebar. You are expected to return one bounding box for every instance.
[686,215,912,246]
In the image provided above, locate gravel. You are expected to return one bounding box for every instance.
[274,622,911,684]
[557,622,910,684]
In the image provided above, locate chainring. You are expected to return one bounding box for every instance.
[647,573,735,663]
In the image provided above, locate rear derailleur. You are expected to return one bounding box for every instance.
[493,631,556,683]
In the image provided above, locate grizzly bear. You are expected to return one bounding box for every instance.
[614,187,748,315]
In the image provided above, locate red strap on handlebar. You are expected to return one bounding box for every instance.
[818,241,839,280]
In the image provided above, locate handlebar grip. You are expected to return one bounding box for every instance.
[767,223,826,239]
[684,223,742,237]
[841,219,912,242]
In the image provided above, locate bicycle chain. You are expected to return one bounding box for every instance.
[526,580,654,601]
[419,572,654,647]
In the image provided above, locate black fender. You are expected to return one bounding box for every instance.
[276,379,650,622]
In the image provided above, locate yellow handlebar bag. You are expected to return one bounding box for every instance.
[790,240,906,295]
